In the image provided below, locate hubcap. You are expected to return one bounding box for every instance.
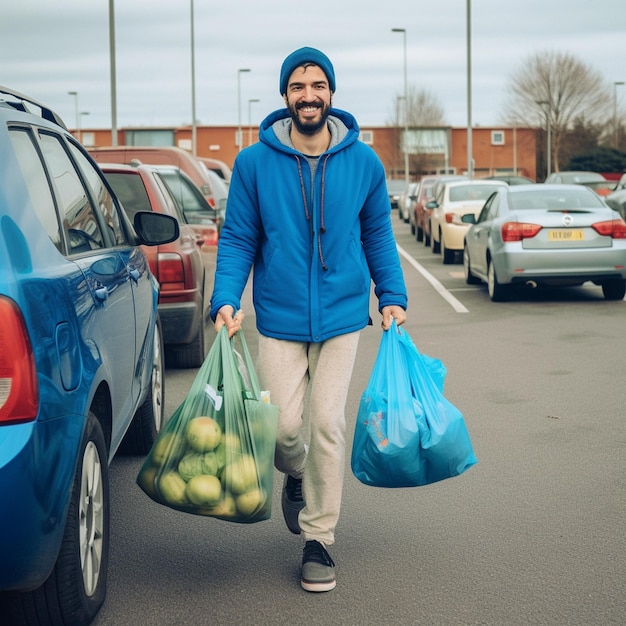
[79,442,104,597]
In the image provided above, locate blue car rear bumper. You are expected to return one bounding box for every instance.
[0,414,83,591]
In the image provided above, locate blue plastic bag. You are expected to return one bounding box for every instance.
[351,322,477,487]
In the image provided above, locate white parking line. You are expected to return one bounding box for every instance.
[397,244,469,313]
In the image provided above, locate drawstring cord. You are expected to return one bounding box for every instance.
[295,154,330,271]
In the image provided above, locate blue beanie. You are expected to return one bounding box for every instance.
[279,47,336,95]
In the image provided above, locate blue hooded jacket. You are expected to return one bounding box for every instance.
[210,107,407,342]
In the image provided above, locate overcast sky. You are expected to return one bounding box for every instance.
[2,0,625,132]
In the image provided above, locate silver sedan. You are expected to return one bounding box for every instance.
[462,184,626,301]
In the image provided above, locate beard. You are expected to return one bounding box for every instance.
[287,99,331,135]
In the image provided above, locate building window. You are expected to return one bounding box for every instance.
[360,130,374,145]
[491,131,505,146]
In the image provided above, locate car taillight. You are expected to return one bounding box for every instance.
[207,197,216,208]
[592,219,626,239]
[445,213,464,225]
[157,253,185,290]
[0,297,38,425]
[501,222,542,242]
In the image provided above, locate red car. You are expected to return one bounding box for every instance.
[100,162,210,368]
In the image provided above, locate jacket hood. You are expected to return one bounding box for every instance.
[258,107,360,154]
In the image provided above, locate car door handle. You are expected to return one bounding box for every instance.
[128,268,140,282]
[95,287,109,301]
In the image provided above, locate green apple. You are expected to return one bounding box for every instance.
[186,416,222,452]
[185,474,222,506]
[221,454,258,494]
[236,488,264,516]
[158,472,188,505]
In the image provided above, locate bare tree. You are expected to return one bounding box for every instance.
[502,50,612,173]
[388,85,447,127]
[388,85,448,177]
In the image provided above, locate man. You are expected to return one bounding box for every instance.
[211,46,407,592]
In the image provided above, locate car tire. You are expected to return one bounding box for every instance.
[410,220,415,236]
[601,279,626,301]
[0,412,110,626]
[463,245,481,284]
[424,227,430,247]
[120,315,165,454]
[441,236,456,264]
[169,308,206,369]
[430,226,441,254]
[488,259,509,302]
[416,225,424,242]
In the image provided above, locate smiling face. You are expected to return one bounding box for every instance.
[283,63,332,135]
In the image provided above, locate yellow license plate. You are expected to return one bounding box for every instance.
[548,229,584,241]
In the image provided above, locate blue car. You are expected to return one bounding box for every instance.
[0,87,179,625]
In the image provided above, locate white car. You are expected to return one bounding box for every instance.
[428,180,508,263]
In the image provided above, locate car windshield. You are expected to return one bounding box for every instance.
[509,188,606,210]
[449,184,501,202]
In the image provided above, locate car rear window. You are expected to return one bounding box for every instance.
[509,188,606,210]
[449,185,501,202]
[104,172,152,220]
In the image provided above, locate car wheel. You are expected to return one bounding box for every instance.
[0,412,110,626]
[463,245,481,284]
[120,315,165,454]
[488,259,509,302]
[424,226,430,247]
[410,220,415,236]
[441,236,456,264]
[601,279,626,300]
[416,225,424,242]
[430,226,441,254]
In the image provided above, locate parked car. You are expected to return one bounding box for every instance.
[155,165,220,244]
[0,86,179,625]
[397,181,418,223]
[89,145,218,206]
[203,167,229,232]
[545,171,615,196]
[99,162,210,368]
[428,180,507,263]
[481,174,536,185]
[462,184,626,301]
[409,178,433,239]
[386,178,406,210]
[422,174,468,246]
[605,187,626,220]
[197,156,232,185]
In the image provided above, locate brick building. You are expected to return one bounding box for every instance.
[80,122,537,181]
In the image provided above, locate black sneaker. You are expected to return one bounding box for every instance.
[281,474,305,534]
[301,540,336,592]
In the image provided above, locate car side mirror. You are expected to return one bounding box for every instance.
[461,214,476,224]
[133,211,180,245]
[426,200,438,210]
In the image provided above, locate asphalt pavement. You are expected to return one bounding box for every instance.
[94,213,626,626]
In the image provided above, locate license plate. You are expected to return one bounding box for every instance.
[548,229,584,241]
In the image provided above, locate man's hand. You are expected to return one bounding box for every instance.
[214,305,245,337]
[381,305,406,331]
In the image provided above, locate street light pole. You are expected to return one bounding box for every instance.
[248,98,260,147]
[67,91,79,137]
[237,68,251,152]
[391,28,409,189]
[614,81,624,149]
[190,0,197,156]
[466,0,474,179]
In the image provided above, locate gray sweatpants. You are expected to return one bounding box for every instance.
[257,331,361,545]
